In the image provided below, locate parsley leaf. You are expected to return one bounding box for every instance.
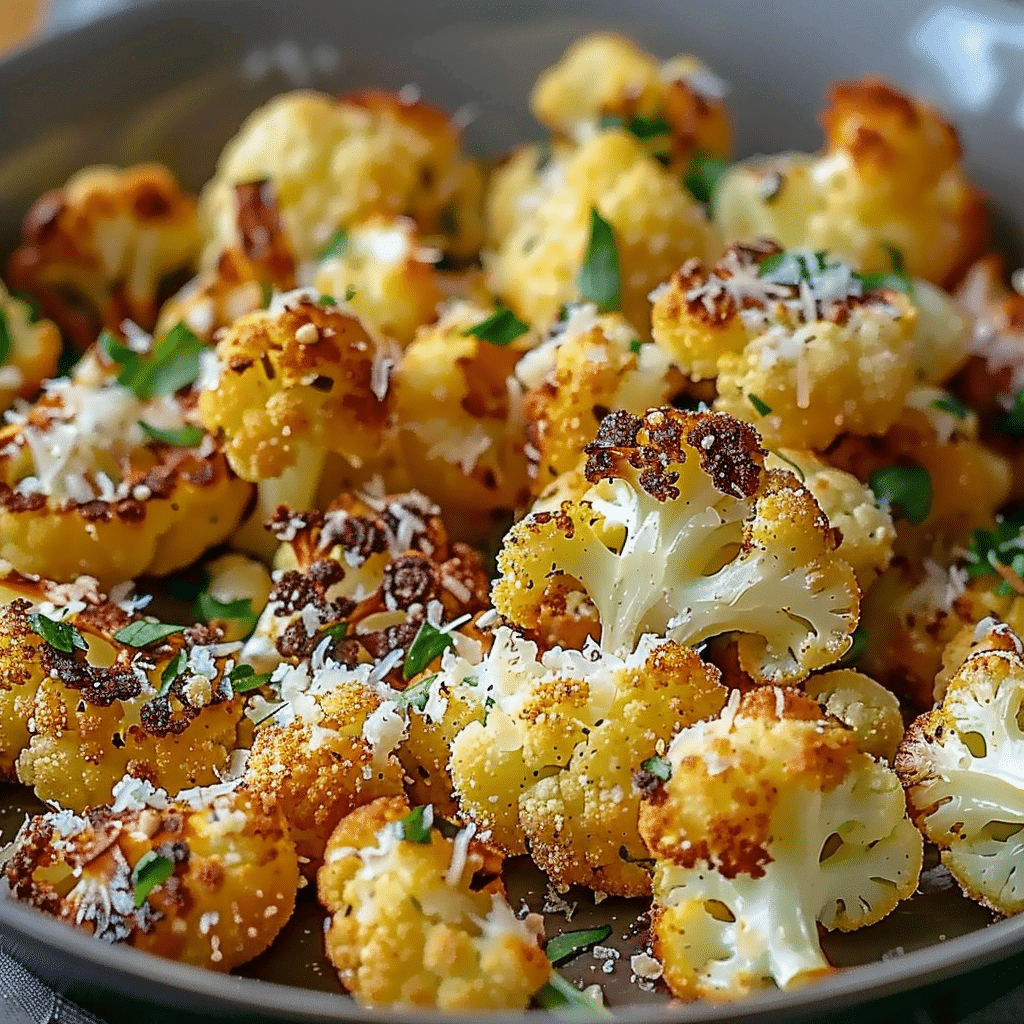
[463,307,530,347]
[28,613,88,656]
[838,624,868,667]
[197,593,257,638]
[138,421,205,447]
[855,271,915,298]
[769,449,806,483]
[228,663,273,693]
[397,804,434,843]
[101,322,205,400]
[629,339,646,355]
[967,512,1024,595]
[684,152,730,212]
[882,242,906,274]
[868,465,932,525]
[404,622,456,680]
[931,394,969,420]
[534,973,612,1017]
[114,621,185,648]
[748,393,772,416]
[319,228,349,261]
[344,285,357,301]
[319,294,337,307]
[999,391,1024,437]
[158,649,187,697]
[577,208,620,313]
[640,755,672,782]
[396,673,437,712]
[0,308,11,365]
[546,926,613,967]
[131,851,174,908]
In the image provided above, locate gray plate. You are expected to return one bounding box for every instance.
[3,0,1024,1020]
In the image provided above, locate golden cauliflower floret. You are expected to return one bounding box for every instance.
[0,371,251,588]
[517,302,684,493]
[244,655,406,868]
[765,448,895,591]
[0,281,61,412]
[639,687,922,1000]
[530,33,732,171]
[495,408,859,684]
[446,628,725,895]
[317,796,550,1010]
[484,142,573,250]
[196,293,394,483]
[896,620,1024,915]
[6,163,199,349]
[485,129,718,336]
[393,301,532,539]
[0,597,48,779]
[714,79,986,287]
[651,242,918,449]
[199,89,483,267]
[16,609,245,811]
[4,783,298,971]
[804,668,904,762]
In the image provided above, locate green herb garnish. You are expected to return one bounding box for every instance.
[629,339,646,355]
[868,465,932,525]
[114,621,186,648]
[0,309,11,366]
[319,294,337,307]
[318,228,349,261]
[397,804,434,844]
[769,449,806,483]
[259,280,273,309]
[640,755,672,782]
[967,512,1024,596]
[138,421,205,447]
[28,613,88,656]
[683,152,730,212]
[855,271,915,297]
[999,391,1024,437]
[748,393,772,416]
[577,208,620,313]
[931,394,969,419]
[197,593,257,638]
[131,851,174,908]
[838,625,868,667]
[158,649,187,696]
[100,322,205,400]
[344,285,357,301]
[533,973,612,1018]
[546,926,613,967]
[403,622,456,680]
[396,674,437,712]
[228,663,273,693]
[463,307,530,347]
[882,242,906,273]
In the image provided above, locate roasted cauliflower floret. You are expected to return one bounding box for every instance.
[445,628,725,895]
[494,409,859,683]
[0,282,61,412]
[639,687,922,1000]
[6,164,200,349]
[714,79,986,287]
[4,781,298,971]
[485,129,718,336]
[199,90,483,266]
[530,33,732,170]
[803,668,904,763]
[651,243,918,449]
[896,620,1024,915]
[196,292,394,487]
[317,796,550,1010]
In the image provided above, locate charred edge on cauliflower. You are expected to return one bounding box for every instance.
[233,179,297,289]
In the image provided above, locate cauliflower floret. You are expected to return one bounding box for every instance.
[896,620,1024,915]
[803,668,904,763]
[765,449,894,591]
[650,242,918,449]
[530,33,732,170]
[196,292,394,489]
[517,302,684,493]
[494,408,859,684]
[445,627,725,894]
[713,79,986,287]
[317,796,550,1010]
[4,783,298,971]
[0,282,61,412]
[485,129,719,336]
[393,301,532,539]
[199,90,483,266]
[639,687,922,1000]
[0,369,252,588]
[6,164,199,349]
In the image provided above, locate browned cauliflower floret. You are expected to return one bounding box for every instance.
[317,796,550,1010]
[896,620,1024,915]
[4,781,298,971]
[6,164,199,349]
[199,90,483,267]
[650,242,918,449]
[494,409,859,684]
[485,129,718,336]
[0,282,61,412]
[714,79,986,287]
[803,668,904,763]
[530,33,732,172]
[639,688,922,1000]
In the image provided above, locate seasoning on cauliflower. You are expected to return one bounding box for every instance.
[494,408,859,684]
[896,619,1024,915]
[650,242,918,449]
[6,163,200,349]
[530,33,732,171]
[198,89,483,267]
[713,79,986,287]
[803,668,904,763]
[639,687,923,1000]
[0,281,62,412]
[317,795,550,1010]
[4,779,298,971]
[484,129,719,336]
[443,626,725,895]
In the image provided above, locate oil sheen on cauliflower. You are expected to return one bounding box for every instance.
[896,620,1024,915]
[639,687,923,1000]
[4,780,298,971]
[494,408,859,684]
[317,796,550,1010]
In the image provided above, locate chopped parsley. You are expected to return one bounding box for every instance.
[931,394,969,420]
[533,973,612,1017]
[463,307,530,347]
[131,851,174,908]
[228,663,273,693]
[197,593,258,638]
[396,673,437,712]
[318,228,349,261]
[998,390,1024,437]
[577,207,620,313]
[545,926,613,967]
[838,625,868,667]
[683,152,730,212]
[259,280,273,309]
[748,393,772,416]
[114,621,185,648]
[322,622,349,643]
[403,621,456,680]
[0,308,11,366]
[629,339,646,355]
[855,271,915,297]
[640,755,672,782]
[535,138,553,172]
[397,804,434,844]
[868,465,932,525]
[100,322,205,400]
[138,421,205,447]
[769,449,806,483]
[967,512,1024,596]
[158,649,187,696]
[319,294,338,307]
[28,613,88,656]
[882,242,906,273]
[344,285,357,301]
